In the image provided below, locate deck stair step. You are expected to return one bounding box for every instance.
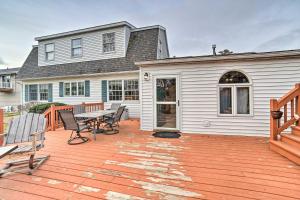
[292,125,300,136]
[281,133,300,148]
[270,140,300,165]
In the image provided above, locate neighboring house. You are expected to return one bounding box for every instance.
[137,50,300,136]
[17,21,169,118]
[0,67,21,108]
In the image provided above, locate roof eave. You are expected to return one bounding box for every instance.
[17,70,139,81]
[136,50,300,67]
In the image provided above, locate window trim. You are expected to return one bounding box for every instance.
[217,70,253,117]
[63,81,85,97]
[102,32,116,53]
[107,79,139,102]
[39,84,49,102]
[26,84,50,102]
[108,80,123,102]
[71,38,83,58]
[45,43,55,61]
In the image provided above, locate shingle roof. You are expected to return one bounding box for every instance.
[0,67,20,75]
[18,28,160,80]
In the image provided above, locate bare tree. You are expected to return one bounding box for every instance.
[218,49,233,55]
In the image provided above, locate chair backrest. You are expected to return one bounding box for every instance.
[113,106,126,124]
[5,113,46,145]
[73,104,86,115]
[58,110,79,131]
[111,103,121,110]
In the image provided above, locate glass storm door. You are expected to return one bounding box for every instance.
[154,76,179,130]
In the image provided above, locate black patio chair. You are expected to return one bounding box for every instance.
[58,110,90,145]
[107,103,121,111]
[102,106,126,135]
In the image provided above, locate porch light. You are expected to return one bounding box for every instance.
[144,72,150,81]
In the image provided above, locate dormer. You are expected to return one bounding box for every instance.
[36,21,135,67]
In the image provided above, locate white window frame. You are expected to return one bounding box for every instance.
[217,71,253,117]
[107,79,139,102]
[71,38,83,57]
[26,84,50,102]
[39,84,49,102]
[45,43,55,61]
[218,84,253,116]
[108,80,123,102]
[124,79,139,101]
[63,82,85,97]
[102,32,115,53]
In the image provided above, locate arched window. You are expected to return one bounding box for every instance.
[218,71,252,116]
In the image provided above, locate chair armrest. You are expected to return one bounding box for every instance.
[30,131,44,137]
[0,132,7,136]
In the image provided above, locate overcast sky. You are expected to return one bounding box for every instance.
[0,0,300,69]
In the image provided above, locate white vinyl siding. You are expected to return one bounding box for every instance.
[140,59,300,136]
[38,27,128,66]
[22,72,140,118]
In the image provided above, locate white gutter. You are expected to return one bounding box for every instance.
[19,70,139,81]
[136,49,300,67]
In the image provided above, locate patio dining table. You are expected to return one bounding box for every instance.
[74,110,116,139]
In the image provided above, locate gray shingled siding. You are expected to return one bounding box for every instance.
[17,28,161,80]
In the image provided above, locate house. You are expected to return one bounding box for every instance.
[17,21,169,118]
[137,50,300,136]
[17,21,300,137]
[0,67,21,109]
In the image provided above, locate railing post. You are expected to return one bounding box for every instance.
[270,99,279,141]
[50,104,55,131]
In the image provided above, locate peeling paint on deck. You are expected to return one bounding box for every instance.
[75,185,100,193]
[47,179,62,185]
[146,171,192,182]
[146,141,186,151]
[133,181,201,198]
[94,168,132,179]
[120,150,177,160]
[81,171,96,179]
[105,160,168,172]
[105,191,145,200]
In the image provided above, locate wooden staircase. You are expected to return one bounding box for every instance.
[270,83,300,165]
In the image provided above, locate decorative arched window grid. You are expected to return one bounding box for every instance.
[218,70,253,116]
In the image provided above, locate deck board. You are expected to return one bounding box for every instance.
[0,120,299,200]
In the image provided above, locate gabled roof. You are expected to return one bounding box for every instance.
[18,28,161,80]
[0,67,20,75]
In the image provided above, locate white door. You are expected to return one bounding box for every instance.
[154,75,180,130]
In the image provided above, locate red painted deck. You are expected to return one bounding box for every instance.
[0,120,300,200]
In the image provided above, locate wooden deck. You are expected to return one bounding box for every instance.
[0,120,300,200]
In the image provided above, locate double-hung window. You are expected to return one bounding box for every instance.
[218,71,252,116]
[39,84,49,101]
[29,85,38,101]
[108,80,123,101]
[45,43,55,61]
[71,38,82,57]
[108,79,139,101]
[103,32,115,53]
[64,82,85,96]
[124,79,139,100]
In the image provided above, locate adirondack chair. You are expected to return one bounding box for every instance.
[0,113,49,176]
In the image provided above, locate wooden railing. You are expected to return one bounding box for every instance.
[44,102,104,131]
[270,83,300,140]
